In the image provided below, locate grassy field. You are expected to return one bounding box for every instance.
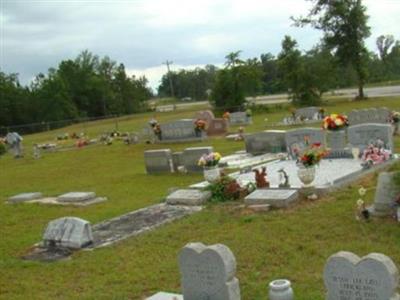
[0,97,399,299]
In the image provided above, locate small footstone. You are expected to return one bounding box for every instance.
[146,292,183,300]
[244,189,298,208]
[8,192,43,203]
[166,189,211,206]
[57,192,96,203]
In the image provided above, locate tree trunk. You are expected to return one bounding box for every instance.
[358,82,364,100]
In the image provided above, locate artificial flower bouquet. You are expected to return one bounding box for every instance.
[198,152,222,167]
[322,113,349,131]
[361,139,391,165]
[295,142,328,168]
[194,119,207,130]
[391,111,400,123]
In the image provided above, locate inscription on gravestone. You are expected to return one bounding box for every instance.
[324,251,399,300]
[179,242,241,300]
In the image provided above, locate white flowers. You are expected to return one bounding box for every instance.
[358,187,366,196]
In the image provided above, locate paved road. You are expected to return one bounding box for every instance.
[158,85,400,110]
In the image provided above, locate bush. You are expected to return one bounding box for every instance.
[0,143,6,157]
[206,175,246,203]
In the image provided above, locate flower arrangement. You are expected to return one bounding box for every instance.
[222,111,230,120]
[391,111,400,123]
[194,119,207,131]
[198,152,221,167]
[245,109,252,117]
[361,140,391,166]
[296,141,328,168]
[322,113,349,131]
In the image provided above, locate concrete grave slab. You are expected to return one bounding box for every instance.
[8,192,43,203]
[146,292,183,300]
[166,189,211,206]
[57,192,96,203]
[245,189,299,208]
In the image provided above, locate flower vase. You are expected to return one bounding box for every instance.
[269,279,294,300]
[203,166,220,183]
[297,165,316,187]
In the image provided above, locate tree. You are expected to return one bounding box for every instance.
[294,0,371,99]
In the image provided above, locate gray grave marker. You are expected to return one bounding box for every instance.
[179,242,241,300]
[244,130,286,155]
[8,192,43,203]
[160,119,203,141]
[229,112,251,125]
[348,123,394,152]
[368,172,400,217]
[285,128,325,157]
[43,217,93,249]
[244,189,299,208]
[144,149,174,173]
[166,189,211,206]
[324,251,399,300]
[57,192,96,203]
[182,146,213,173]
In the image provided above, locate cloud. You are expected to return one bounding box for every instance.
[1,0,399,90]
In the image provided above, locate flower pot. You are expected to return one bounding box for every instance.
[203,166,220,183]
[269,279,294,300]
[297,165,316,187]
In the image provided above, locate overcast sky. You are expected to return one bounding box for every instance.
[1,0,400,91]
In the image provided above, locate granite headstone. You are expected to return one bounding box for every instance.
[285,128,325,157]
[348,123,394,152]
[182,146,213,173]
[244,130,287,155]
[144,149,174,173]
[368,172,400,217]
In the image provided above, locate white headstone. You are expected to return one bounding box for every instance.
[244,189,299,208]
[179,242,241,300]
[324,251,399,300]
[57,192,96,203]
[368,172,400,217]
[166,189,211,206]
[43,217,93,249]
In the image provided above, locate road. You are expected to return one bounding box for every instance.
[157,85,400,110]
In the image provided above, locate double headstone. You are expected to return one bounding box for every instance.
[144,149,174,173]
[348,123,394,152]
[285,128,325,157]
[348,107,391,125]
[182,146,213,173]
[179,243,241,300]
[160,119,205,141]
[324,251,399,300]
[43,217,93,249]
[244,130,286,155]
[295,107,321,120]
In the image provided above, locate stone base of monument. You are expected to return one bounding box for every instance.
[8,192,43,203]
[166,189,211,206]
[247,203,271,212]
[145,292,183,300]
[245,189,299,208]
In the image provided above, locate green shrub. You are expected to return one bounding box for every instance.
[0,143,6,157]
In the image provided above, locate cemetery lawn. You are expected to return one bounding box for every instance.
[0,97,399,300]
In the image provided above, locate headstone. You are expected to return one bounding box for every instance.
[57,192,96,203]
[207,118,228,136]
[376,107,391,123]
[144,149,174,173]
[324,251,399,300]
[285,128,325,157]
[244,189,299,208]
[245,130,286,155]
[160,119,204,141]
[182,146,213,173]
[179,242,241,300]
[348,110,360,126]
[43,217,93,249]
[229,112,251,125]
[368,172,400,217]
[348,123,394,152]
[295,107,320,120]
[166,189,211,206]
[8,192,43,203]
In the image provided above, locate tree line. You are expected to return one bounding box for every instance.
[0,50,152,130]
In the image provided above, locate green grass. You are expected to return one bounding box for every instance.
[0,97,400,299]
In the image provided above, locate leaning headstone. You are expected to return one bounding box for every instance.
[245,130,286,155]
[348,123,394,152]
[144,149,174,173]
[179,242,241,300]
[43,217,93,249]
[166,189,211,206]
[244,189,299,208]
[324,251,399,300]
[285,128,325,157]
[368,172,400,217]
[182,146,213,173]
[207,118,228,136]
[8,192,43,203]
[57,192,96,203]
